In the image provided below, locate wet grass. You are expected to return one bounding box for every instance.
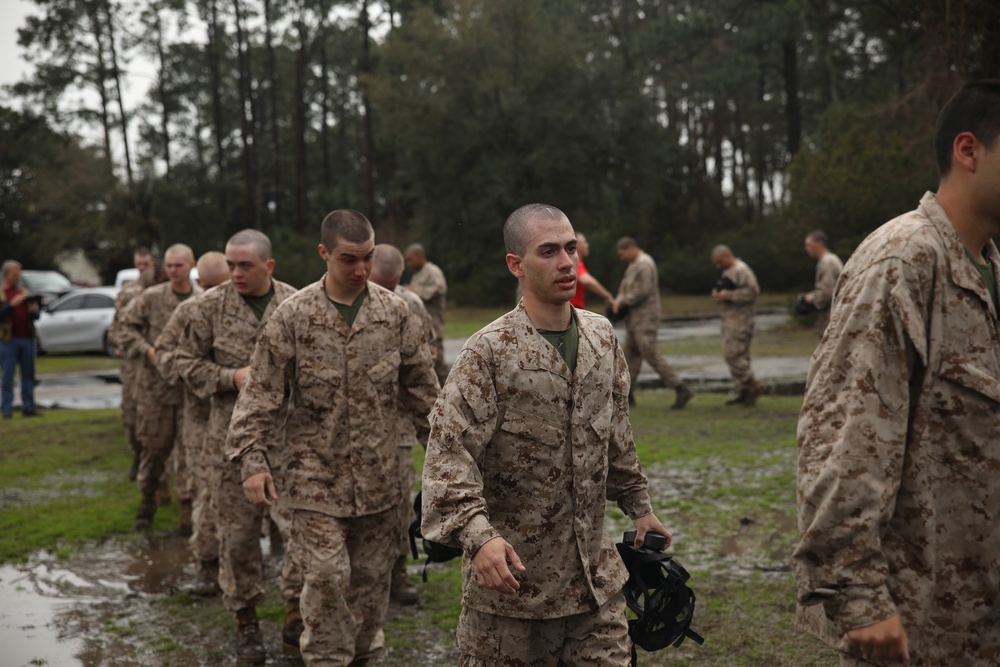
[1,393,838,666]
[35,352,121,375]
[0,408,178,563]
[664,319,818,358]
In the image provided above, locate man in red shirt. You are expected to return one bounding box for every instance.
[570,232,614,310]
[1,260,42,418]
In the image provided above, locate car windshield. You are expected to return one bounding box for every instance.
[22,271,74,290]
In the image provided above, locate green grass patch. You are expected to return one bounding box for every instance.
[35,353,121,375]
[0,408,178,563]
[665,320,817,358]
[2,390,838,666]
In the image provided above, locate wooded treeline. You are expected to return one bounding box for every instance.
[2,0,998,302]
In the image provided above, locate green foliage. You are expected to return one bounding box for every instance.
[371,0,684,304]
[7,0,999,298]
[780,104,937,266]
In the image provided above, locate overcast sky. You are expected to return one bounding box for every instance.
[0,0,34,90]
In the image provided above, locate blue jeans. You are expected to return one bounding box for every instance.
[0,336,36,416]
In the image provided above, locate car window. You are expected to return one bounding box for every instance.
[49,295,87,313]
[82,295,115,309]
[22,271,74,290]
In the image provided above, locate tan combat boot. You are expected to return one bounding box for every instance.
[671,385,694,410]
[281,598,304,656]
[190,558,221,597]
[390,555,419,605]
[134,491,157,531]
[742,379,765,407]
[235,606,265,663]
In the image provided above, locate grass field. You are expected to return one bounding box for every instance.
[1,389,838,666]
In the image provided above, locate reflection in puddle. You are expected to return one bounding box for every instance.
[0,536,194,666]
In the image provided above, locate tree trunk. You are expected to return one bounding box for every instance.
[85,2,115,179]
[102,0,133,185]
[153,3,172,177]
[263,0,282,226]
[233,0,258,231]
[294,16,309,233]
[206,0,228,216]
[320,0,331,190]
[360,0,377,224]
[782,39,801,159]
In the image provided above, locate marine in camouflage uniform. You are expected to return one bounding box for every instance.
[108,248,157,480]
[228,212,438,667]
[154,251,230,584]
[116,244,200,530]
[612,237,693,409]
[404,243,449,384]
[421,204,671,667]
[175,232,302,661]
[802,231,844,337]
[710,245,763,405]
[370,243,438,606]
[794,80,1000,667]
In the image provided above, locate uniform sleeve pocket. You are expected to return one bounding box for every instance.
[499,407,563,447]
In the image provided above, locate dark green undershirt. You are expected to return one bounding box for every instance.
[241,282,275,321]
[965,248,998,312]
[329,287,368,327]
[538,313,579,373]
[173,289,194,303]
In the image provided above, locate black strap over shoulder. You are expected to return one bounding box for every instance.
[616,532,705,666]
[409,490,464,582]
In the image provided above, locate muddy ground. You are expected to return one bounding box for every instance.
[3,479,836,667]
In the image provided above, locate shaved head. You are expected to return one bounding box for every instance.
[196,251,229,289]
[504,204,568,256]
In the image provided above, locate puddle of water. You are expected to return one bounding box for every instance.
[0,537,195,667]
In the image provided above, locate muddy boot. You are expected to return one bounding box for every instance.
[670,385,694,410]
[725,389,748,405]
[134,492,157,531]
[177,499,193,538]
[742,380,764,407]
[155,479,172,507]
[390,555,419,605]
[128,450,140,482]
[281,598,304,656]
[190,558,221,597]
[235,606,265,664]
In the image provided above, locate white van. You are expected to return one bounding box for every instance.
[114,267,199,288]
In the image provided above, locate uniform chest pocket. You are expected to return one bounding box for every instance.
[938,354,1000,404]
[587,400,613,442]
[215,334,251,368]
[366,349,401,385]
[297,362,341,411]
[499,408,564,448]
